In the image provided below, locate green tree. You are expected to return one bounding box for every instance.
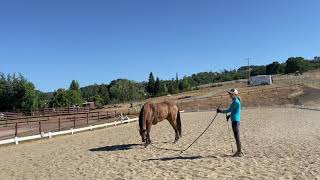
[69,80,80,91]
[99,84,110,105]
[154,77,161,96]
[21,82,38,110]
[250,66,266,76]
[285,57,311,73]
[179,76,190,92]
[109,79,145,103]
[146,72,156,97]
[36,91,53,109]
[92,95,104,109]
[68,80,81,106]
[158,82,168,96]
[81,84,100,101]
[168,79,178,94]
[0,73,38,111]
[175,73,179,91]
[49,88,70,107]
[266,61,284,75]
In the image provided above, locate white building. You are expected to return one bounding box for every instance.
[249,75,273,86]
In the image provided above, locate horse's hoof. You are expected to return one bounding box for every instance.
[144,142,150,148]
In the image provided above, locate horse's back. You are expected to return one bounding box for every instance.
[142,101,178,120]
[144,101,178,112]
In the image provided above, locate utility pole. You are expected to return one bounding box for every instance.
[245,58,251,85]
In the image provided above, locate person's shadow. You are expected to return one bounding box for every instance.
[89,143,140,152]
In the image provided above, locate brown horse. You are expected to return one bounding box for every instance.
[139,101,182,147]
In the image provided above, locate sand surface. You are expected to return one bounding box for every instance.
[0,108,319,180]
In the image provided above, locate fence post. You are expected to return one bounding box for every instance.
[98,112,100,121]
[87,113,89,125]
[107,111,109,119]
[58,118,61,131]
[15,123,18,137]
[39,121,42,134]
[115,110,117,117]
[73,116,76,128]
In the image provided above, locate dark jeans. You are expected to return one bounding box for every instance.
[232,121,241,152]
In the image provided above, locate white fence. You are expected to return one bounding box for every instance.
[0,118,138,146]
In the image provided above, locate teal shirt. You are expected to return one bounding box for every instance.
[221,97,241,122]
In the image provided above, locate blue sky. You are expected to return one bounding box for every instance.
[0,0,319,92]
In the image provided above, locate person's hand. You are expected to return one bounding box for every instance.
[217,108,222,113]
[226,115,230,122]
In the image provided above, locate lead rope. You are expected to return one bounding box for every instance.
[150,104,222,155]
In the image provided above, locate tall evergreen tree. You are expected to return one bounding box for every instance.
[175,73,179,91]
[168,79,178,94]
[179,76,191,92]
[154,77,161,96]
[159,82,168,96]
[68,80,81,106]
[69,80,80,91]
[146,72,156,97]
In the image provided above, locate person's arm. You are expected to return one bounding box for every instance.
[220,103,233,114]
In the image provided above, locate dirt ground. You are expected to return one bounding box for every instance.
[0,108,319,179]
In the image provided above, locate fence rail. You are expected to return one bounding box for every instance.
[0,107,91,118]
[0,118,139,146]
[0,110,120,140]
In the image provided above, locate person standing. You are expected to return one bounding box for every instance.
[217,88,244,157]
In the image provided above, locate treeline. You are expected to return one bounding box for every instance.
[1,56,319,112]
[81,79,145,108]
[0,74,38,111]
[185,56,320,87]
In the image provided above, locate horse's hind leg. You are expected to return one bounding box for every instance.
[173,129,179,143]
[145,125,152,147]
[168,120,179,143]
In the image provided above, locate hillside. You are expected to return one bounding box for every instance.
[103,72,320,114]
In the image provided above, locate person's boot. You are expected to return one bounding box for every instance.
[232,151,241,157]
[232,150,244,157]
[232,140,244,157]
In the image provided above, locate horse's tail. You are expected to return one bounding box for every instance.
[138,105,144,132]
[177,110,182,137]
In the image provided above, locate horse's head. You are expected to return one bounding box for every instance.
[139,128,146,142]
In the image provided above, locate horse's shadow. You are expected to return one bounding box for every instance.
[89,143,140,152]
[89,141,172,152]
